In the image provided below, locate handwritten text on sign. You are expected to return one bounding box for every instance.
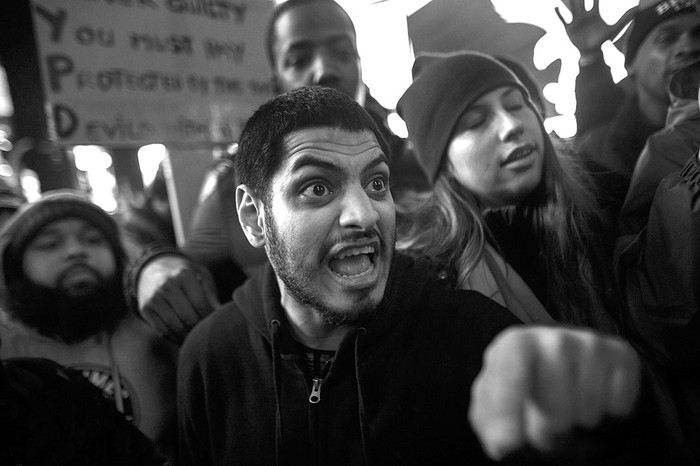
[31,0,276,146]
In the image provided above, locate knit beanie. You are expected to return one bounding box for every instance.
[397,51,534,184]
[0,190,124,287]
[624,0,695,67]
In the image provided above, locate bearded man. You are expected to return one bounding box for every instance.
[0,190,178,462]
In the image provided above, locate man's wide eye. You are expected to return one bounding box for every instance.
[302,183,329,197]
[371,178,386,192]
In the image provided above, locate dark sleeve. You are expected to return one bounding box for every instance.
[575,59,626,135]
[123,243,188,314]
[183,160,265,302]
[122,196,248,307]
[615,155,700,369]
[183,183,233,269]
[618,110,700,238]
[182,186,248,302]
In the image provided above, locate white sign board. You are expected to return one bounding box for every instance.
[30,0,275,147]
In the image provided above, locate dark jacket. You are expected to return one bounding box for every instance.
[178,254,521,465]
[615,155,700,462]
[577,93,661,221]
[574,57,628,136]
[618,94,700,238]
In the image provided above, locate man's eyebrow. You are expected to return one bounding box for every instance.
[289,151,389,174]
[286,35,355,53]
[362,153,390,172]
[33,226,60,237]
[290,154,343,174]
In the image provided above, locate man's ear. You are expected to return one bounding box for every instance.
[236,185,266,248]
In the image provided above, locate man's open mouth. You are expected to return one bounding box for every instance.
[328,245,377,277]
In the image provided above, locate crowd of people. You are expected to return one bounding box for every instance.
[1,0,700,464]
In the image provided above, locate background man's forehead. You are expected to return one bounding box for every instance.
[274,3,355,38]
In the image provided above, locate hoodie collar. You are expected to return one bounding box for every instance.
[233,254,432,351]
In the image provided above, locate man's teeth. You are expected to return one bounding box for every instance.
[335,245,375,260]
[329,246,377,277]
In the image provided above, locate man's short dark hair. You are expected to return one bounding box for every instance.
[264,0,357,70]
[234,86,390,199]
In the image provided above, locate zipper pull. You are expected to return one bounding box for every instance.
[309,377,322,404]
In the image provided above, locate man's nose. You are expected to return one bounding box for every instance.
[311,52,341,86]
[338,186,380,230]
[64,237,88,257]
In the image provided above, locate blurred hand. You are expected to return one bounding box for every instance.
[136,254,220,345]
[555,0,638,56]
[469,326,642,460]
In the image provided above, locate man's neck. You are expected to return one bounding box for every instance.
[279,294,351,352]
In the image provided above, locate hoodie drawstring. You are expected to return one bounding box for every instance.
[354,327,370,465]
[270,319,283,466]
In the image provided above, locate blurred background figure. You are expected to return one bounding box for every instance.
[0,191,178,462]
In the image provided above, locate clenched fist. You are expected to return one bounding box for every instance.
[469,326,641,460]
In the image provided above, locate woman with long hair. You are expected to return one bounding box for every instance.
[396,51,618,332]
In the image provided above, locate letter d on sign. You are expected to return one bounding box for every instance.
[51,104,78,139]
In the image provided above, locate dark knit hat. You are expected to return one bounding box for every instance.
[625,0,695,67]
[397,51,534,184]
[0,190,124,286]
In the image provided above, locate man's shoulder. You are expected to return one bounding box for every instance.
[181,300,252,355]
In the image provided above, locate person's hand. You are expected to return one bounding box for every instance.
[555,0,638,60]
[136,254,220,345]
[469,326,642,460]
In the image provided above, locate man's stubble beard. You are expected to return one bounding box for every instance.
[263,206,394,327]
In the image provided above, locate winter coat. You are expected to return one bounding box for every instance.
[618,93,700,238]
[614,70,700,447]
[576,94,661,221]
[615,155,700,461]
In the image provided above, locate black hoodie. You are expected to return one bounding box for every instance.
[177,254,521,465]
